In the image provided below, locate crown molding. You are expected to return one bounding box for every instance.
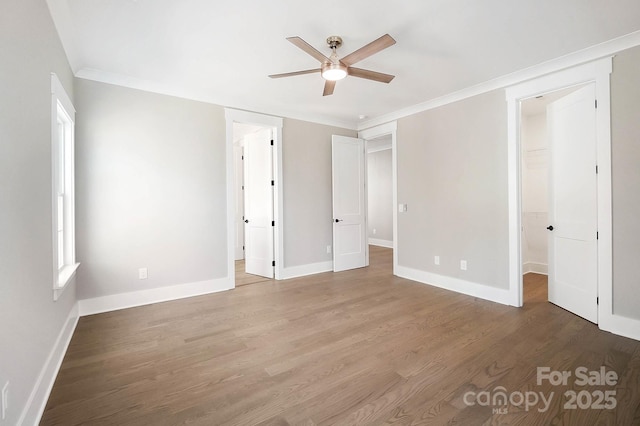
[70,29,640,133]
[74,68,358,130]
[357,30,640,131]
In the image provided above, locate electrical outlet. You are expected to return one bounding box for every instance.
[326,245,332,254]
[398,203,408,213]
[138,267,148,280]
[2,381,9,420]
[434,255,440,265]
[460,260,467,271]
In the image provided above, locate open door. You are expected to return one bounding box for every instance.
[233,143,245,260]
[547,84,598,323]
[332,135,367,272]
[243,128,274,278]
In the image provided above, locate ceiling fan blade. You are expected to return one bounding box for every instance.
[269,69,321,79]
[286,36,331,63]
[348,67,395,83]
[340,34,396,67]
[323,80,336,96]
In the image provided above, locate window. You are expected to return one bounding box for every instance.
[51,73,79,300]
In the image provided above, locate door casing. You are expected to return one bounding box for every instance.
[359,122,398,274]
[225,109,283,284]
[505,57,612,326]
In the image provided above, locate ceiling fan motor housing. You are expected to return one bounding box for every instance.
[326,36,343,50]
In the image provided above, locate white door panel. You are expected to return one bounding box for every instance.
[234,144,245,260]
[244,128,274,278]
[332,135,367,272]
[547,84,598,323]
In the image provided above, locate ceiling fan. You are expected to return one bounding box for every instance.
[269,34,396,96]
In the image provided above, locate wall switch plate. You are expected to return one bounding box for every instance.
[372,228,377,235]
[2,381,8,420]
[460,260,467,271]
[434,256,440,265]
[138,267,148,280]
[326,245,332,254]
[398,204,408,212]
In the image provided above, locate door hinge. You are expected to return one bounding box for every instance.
[242,245,245,250]
[242,155,244,160]
[597,297,599,305]
[272,260,275,267]
[271,180,274,186]
[596,165,598,174]
[272,220,275,226]
[270,139,274,146]
[595,99,598,109]
[242,185,244,190]
[597,231,599,240]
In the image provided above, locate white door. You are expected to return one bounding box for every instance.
[332,135,367,272]
[547,84,598,323]
[243,128,274,278]
[233,143,245,260]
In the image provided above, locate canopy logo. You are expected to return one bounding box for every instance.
[463,366,618,414]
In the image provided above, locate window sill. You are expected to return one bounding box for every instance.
[54,262,80,301]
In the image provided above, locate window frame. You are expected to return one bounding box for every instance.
[51,73,79,301]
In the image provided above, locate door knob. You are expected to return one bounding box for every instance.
[334,219,343,223]
[245,219,249,223]
[547,225,554,231]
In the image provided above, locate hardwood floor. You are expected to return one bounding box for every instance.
[42,246,640,425]
[235,259,273,287]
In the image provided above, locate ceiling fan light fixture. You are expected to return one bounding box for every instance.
[321,62,347,81]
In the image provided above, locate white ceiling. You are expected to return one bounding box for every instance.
[47,0,640,129]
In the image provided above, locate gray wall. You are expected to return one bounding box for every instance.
[0,0,77,424]
[282,119,357,267]
[74,79,227,300]
[367,149,393,242]
[396,90,510,289]
[611,46,640,319]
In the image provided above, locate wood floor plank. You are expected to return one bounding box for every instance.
[41,247,640,425]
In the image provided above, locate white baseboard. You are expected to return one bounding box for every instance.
[523,262,548,275]
[79,277,233,316]
[396,265,514,306]
[281,261,333,280]
[368,238,393,249]
[19,302,79,426]
[600,312,640,341]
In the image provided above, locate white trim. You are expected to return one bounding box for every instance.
[51,73,75,115]
[79,277,232,316]
[54,262,79,300]
[280,261,334,280]
[367,145,392,154]
[18,302,79,426]
[358,122,398,275]
[599,314,640,342]
[62,30,640,133]
[357,30,640,131]
[225,109,284,282]
[396,265,513,306]
[506,58,620,330]
[75,71,356,130]
[523,262,548,275]
[369,238,393,249]
[51,73,78,302]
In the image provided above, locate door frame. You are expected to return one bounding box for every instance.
[505,57,612,321]
[359,121,398,274]
[225,109,284,283]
